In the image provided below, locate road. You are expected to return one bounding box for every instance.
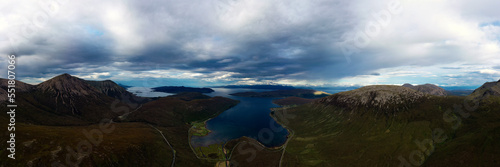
[149,124,176,167]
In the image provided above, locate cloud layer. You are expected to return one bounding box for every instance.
[1,0,499,86]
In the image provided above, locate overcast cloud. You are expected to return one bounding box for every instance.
[1,0,499,87]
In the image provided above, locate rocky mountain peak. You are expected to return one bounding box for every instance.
[317,85,427,112]
[37,73,101,96]
[402,83,447,96]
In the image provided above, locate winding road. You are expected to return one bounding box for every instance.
[149,124,176,167]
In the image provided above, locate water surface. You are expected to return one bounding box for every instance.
[190,88,289,148]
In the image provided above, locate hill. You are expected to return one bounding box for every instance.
[266,83,500,166]
[403,83,447,96]
[0,74,125,125]
[0,74,239,167]
[469,79,500,101]
[317,85,426,113]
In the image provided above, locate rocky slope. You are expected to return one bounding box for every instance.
[270,82,500,167]
[469,79,500,100]
[0,74,136,125]
[403,83,447,96]
[33,74,122,121]
[317,85,426,112]
[0,74,240,167]
[37,73,102,97]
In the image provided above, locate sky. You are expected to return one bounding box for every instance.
[1,0,499,87]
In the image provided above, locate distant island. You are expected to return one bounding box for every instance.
[152,86,214,93]
[230,89,330,98]
[214,84,296,90]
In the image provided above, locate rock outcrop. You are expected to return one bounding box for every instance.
[317,85,427,112]
[469,79,500,100]
[402,83,447,96]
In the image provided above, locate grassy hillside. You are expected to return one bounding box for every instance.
[0,95,238,167]
[270,95,500,166]
[0,121,173,166]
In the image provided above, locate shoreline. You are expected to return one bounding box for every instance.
[188,98,296,163]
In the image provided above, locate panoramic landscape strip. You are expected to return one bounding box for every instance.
[2,0,500,166]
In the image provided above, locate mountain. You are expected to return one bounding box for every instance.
[403,83,447,96]
[0,74,139,125]
[469,79,500,101]
[152,86,214,93]
[3,74,499,166]
[266,83,500,167]
[230,89,330,98]
[317,85,426,113]
[0,74,239,167]
[32,74,122,122]
[37,73,103,97]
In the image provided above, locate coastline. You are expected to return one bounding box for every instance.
[188,98,296,163]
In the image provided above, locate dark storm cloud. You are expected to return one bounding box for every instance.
[1,0,499,86]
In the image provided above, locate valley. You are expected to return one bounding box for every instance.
[1,74,499,166]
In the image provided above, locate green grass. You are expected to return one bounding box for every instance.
[269,96,500,167]
[191,121,211,136]
[193,143,228,160]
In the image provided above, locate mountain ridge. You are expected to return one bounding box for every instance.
[37,73,103,97]
[469,79,500,100]
[316,85,427,113]
[402,83,447,96]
